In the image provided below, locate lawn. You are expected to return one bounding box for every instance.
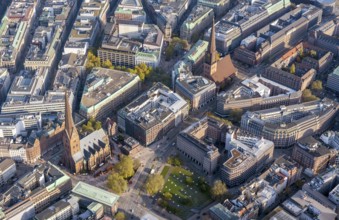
[161,165,170,177]
[160,166,212,219]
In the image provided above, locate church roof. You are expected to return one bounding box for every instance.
[80,128,107,159]
[210,55,236,83]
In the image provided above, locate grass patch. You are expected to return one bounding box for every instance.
[161,166,212,219]
[161,166,170,178]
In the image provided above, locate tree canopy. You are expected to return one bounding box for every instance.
[115,155,135,179]
[107,173,128,194]
[115,211,126,220]
[102,60,114,69]
[311,80,323,91]
[290,64,296,74]
[145,174,165,195]
[210,180,229,201]
[86,51,101,70]
[302,89,318,102]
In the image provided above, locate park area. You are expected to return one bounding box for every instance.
[159,165,212,219]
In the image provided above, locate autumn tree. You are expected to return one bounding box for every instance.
[86,51,100,70]
[311,80,323,91]
[290,64,296,74]
[102,59,114,69]
[115,212,125,220]
[211,180,229,201]
[302,89,318,102]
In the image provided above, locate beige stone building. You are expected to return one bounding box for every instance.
[177,117,225,175]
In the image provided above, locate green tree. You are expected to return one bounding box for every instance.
[102,60,114,69]
[115,156,135,179]
[185,176,193,186]
[311,80,323,91]
[162,192,173,201]
[94,121,102,130]
[211,180,229,201]
[107,173,128,194]
[115,212,125,220]
[145,174,165,195]
[230,108,243,122]
[173,157,181,166]
[165,45,175,61]
[290,64,296,74]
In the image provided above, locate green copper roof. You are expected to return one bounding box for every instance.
[116,7,132,14]
[186,40,208,63]
[72,181,120,207]
[46,163,71,192]
[332,66,339,76]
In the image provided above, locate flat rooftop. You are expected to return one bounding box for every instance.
[81,68,139,108]
[177,75,215,95]
[72,181,119,207]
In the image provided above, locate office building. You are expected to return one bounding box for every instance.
[320,130,339,150]
[327,66,339,93]
[312,0,336,16]
[198,0,231,18]
[241,99,339,148]
[118,83,189,146]
[52,67,80,110]
[172,40,209,86]
[292,136,336,174]
[216,75,302,116]
[24,26,62,72]
[1,91,65,115]
[0,0,41,72]
[204,0,291,53]
[143,0,193,38]
[176,75,216,110]
[0,159,16,186]
[0,69,11,104]
[268,155,302,187]
[0,135,41,164]
[180,5,214,42]
[63,41,89,55]
[262,42,333,91]
[177,117,225,174]
[79,68,141,119]
[72,181,119,216]
[221,129,274,186]
[281,190,336,220]
[98,26,162,68]
[308,18,339,56]
[35,200,74,220]
[234,5,323,65]
[213,179,277,219]
[0,162,72,218]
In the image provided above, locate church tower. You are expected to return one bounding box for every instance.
[62,92,83,174]
[204,19,218,77]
